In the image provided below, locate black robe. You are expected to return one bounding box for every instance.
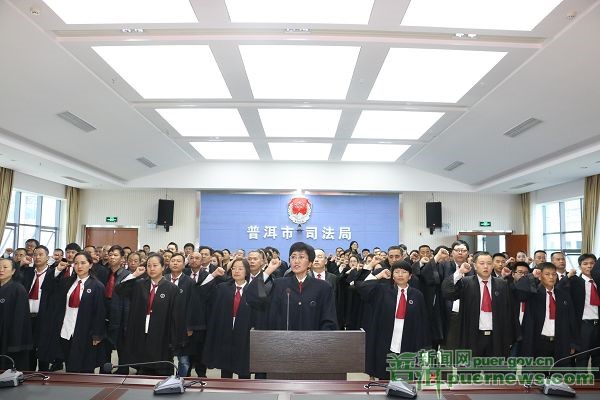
[246,274,338,330]
[115,277,180,366]
[343,268,372,330]
[165,273,194,354]
[356,280,430,379]
[515,275,580,361]
[0,280,32,370]
[52,275,107,372]
[202,280,252,375]
[442,274,515,357]
[19,267,56,350]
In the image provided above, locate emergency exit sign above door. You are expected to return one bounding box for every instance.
[106,216,118,223]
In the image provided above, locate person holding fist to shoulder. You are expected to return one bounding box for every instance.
[115,253,181,376]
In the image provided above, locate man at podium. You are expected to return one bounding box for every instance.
[246,242,338,331]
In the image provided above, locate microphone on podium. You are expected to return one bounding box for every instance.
[286,288,291,331]
[0,355,24,388]
[103,360,198,395]
[539,345,600,397]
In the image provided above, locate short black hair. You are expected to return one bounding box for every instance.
[534,250,547,256]
[492,253,506,260]
[512,261,531,272]
[288,242,316,262]
[451,240,469,251]
[473,251,491,263]
[54,248,64,255]
[578,253,597,265]
[108,245,124,257]
[418,245,431,251]
[388,245,403,253]
[198,245,214,255]
[390,260,412,275]
[25,238,40,246]
[184,243,195,250]
[34,245,49,255]
[65,242,82,252]
[167,242,178,250]
[147,252,164,266]
[538,262,556,272]
[550,251,564,260]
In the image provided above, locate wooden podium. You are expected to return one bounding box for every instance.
[249,329,365,380]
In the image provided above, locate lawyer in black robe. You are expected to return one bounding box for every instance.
[356,261,430,379]
[203,259,252,378]
[115,253,181,376]
[0,259,32,370]
[52,252,107,373]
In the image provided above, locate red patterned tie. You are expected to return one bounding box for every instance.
[147,283,158,315]
[317,273,322,280]
[233,287,242,317]
[298,281,303,294]
[481,280,492,312]
[589,280,600,306]
[548,290,556,320]
[521,301,526,312]
[172,277,178,284]
[68,280,82,308]
[104,272,115,299]
[192,272,197,283]
[396,289,406,319]
[64,265,71,277]
[29,271,44,300]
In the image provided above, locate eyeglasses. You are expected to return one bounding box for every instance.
[453,248,468,253]
[290,254,308,262]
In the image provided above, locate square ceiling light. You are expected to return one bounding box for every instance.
[42,0,198,24]
[157,109,248,137]
[401,0,562,31]
[353,110,444,140]
[225,0,373,24]
[240,45,360,99]
[259,109,341,138]
[368,48,506,103]
[93,45,230,99]
[190,142,259,160]
[269,142,332,160]
[342,144,410,162]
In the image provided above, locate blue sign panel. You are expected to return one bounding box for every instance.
[199,193,399,256]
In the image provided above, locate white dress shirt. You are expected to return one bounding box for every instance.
[582,274,600,320]
[477,275,493,331]
[28,266,48,314]
[60,275,90,340]
[390,285,409,353]
[541,288,556,337]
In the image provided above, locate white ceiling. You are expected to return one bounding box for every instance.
[1,0,599,193]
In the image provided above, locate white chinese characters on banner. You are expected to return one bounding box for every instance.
[246,225,352,241]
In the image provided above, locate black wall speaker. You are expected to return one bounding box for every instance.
[157,199,174,231]
[426,202,442,233]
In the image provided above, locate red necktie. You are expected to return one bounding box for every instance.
[317,273,322,280]
[65,265,71,277]
[396,288,406,319]
[233,286,242,317]
[104,272,115,299]
[68,280,82,308]
[548,290,556,320]
[298,281,303,293]
[172,277,178,284]
[29,271,44,300]
[589,280,600,306]
[481,280,492,312]
[192,272,197,283]
[521,301,526,312]
[147,283,158,315]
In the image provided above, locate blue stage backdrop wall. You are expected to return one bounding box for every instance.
[199,193,399,256]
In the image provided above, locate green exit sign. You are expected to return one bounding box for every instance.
[479,221,492,227]
[106,216,118,223]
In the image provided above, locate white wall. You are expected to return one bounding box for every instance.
[400,192,523,250]
[79,189,198,250]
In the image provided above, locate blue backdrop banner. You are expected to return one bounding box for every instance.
[199,193,399,256]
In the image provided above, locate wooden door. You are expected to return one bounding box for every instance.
[506,234,528,257]
[85,227,138,250]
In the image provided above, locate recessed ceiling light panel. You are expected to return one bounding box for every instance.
[260,109,341,138]
[352,110,444,140]
[240,45,360,100]
[157,109,248,137]
[401,0,562,31]
[369,48,506,103]
[342,144,410,162]
[42,0,198,24]
[93,45,231,99]
[226,0,374,24]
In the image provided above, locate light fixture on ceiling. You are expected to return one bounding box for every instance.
[510,182,535,189]
[352,110,444,140]
[285,28,311,33]
[121,28,144,33]
[444,161,464,171]
[62,176,88,184]
[56,111,96,132]
[136,157,157,168]
[503,117,543,138]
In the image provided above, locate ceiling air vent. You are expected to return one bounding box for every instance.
[62,176,88,184]
[510,182,534,189]
[136,157,157,168]
[444,161,464,171]
[56,111,96,132]
[503,118,542,138]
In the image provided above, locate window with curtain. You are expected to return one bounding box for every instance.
[541,198,583,269]
[1,190,61,254]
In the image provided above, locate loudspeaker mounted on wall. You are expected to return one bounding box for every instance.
[157,199,174,232]
[426,202,442,235]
